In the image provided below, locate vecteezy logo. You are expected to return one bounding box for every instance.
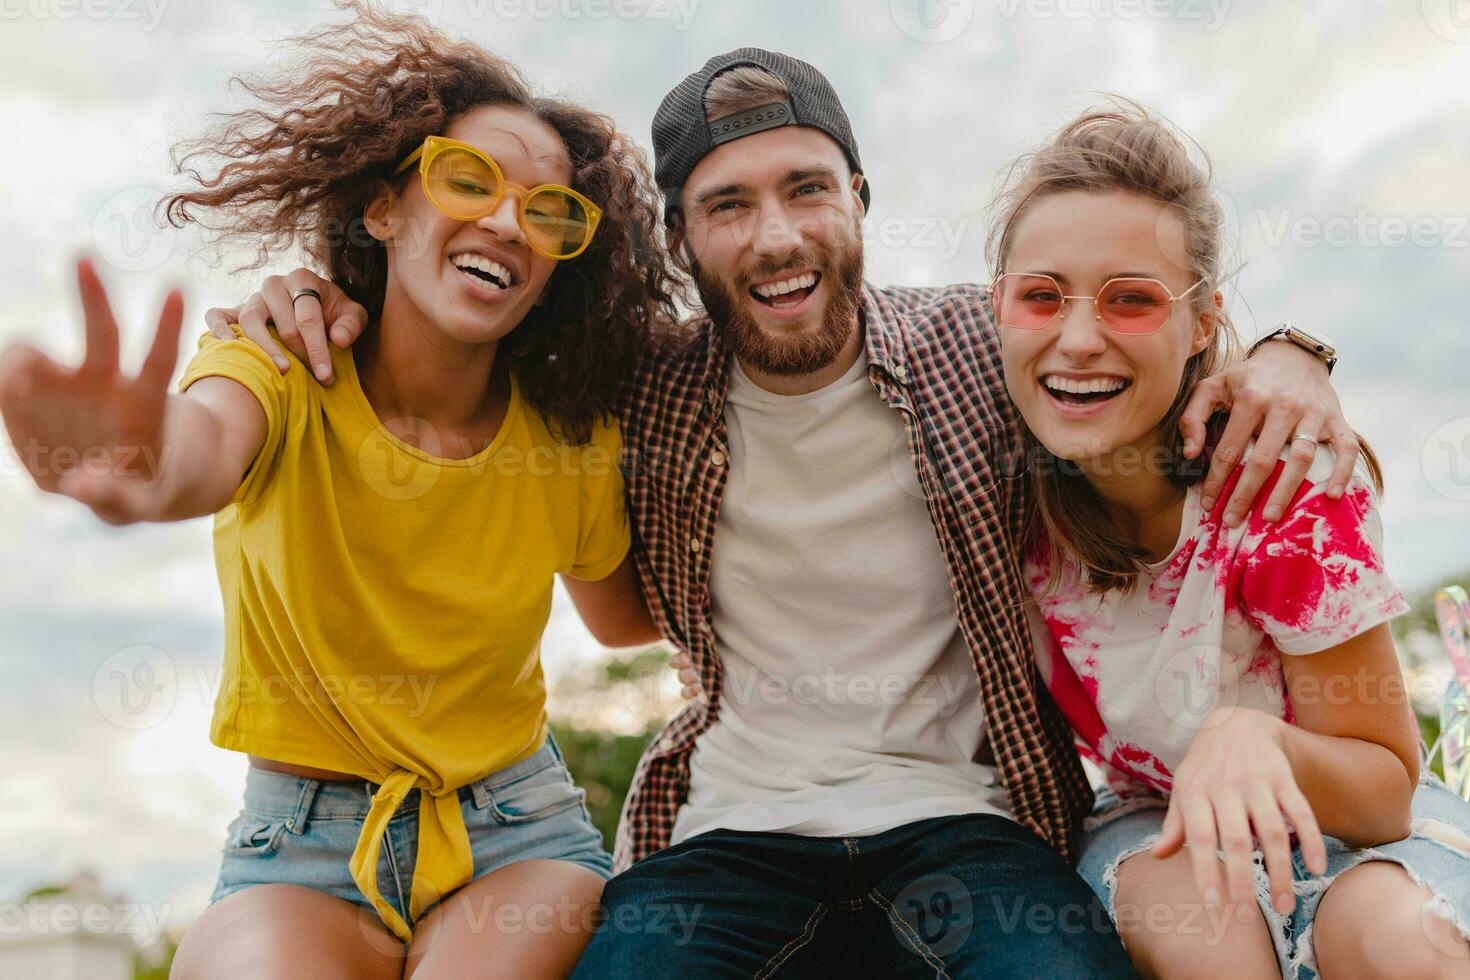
[1422,417,1470,501]
[1417,868,1470,959]
[616,648,688,721]
[1423,0,1470,42]
[93,645,177,729]
[357,420,442,501]
[91,187,178,273]
[890,0,975,42]
[1151,643,1245,731]
[889,874,974,956]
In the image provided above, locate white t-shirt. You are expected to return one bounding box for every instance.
[670,352,1011,845]
[1025,449,1409,798]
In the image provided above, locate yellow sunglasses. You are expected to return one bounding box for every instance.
[393,136,602,260]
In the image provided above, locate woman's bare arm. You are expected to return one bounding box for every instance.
[560,553,663,649]
[1280,622,1421,847]
[0,259,267,525]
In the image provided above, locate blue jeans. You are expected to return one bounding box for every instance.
[572,813,1135,978]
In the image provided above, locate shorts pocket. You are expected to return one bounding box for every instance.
[485,758,587,826]
[222,811,289,856]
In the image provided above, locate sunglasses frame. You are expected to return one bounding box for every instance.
[393,136,603,260]
[987,272,1206,335]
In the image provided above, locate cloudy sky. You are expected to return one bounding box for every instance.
[1,0,1467,941]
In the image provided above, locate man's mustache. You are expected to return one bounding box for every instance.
[735,254,826,289]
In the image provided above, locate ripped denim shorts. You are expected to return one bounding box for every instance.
[1077,775,1470,978]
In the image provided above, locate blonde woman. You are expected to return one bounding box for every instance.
[993,103,1470,979]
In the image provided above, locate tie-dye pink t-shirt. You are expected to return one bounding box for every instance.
[1024,449,1409,799]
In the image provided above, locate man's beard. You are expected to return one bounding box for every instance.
[691,220,865,377]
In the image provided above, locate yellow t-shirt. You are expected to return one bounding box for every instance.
[178,329,630,942]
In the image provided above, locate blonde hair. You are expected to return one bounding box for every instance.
[702,65,791,121]
[990,99,1380,595]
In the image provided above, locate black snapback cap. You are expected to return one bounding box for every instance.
[651,47,870,219]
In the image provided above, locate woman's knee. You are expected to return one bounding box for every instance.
[1313,860,1470,980]
[1110,849,1278,980]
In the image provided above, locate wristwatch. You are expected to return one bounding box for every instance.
[1248,321,1338,375]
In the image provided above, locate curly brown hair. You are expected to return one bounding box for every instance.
[164,1,680,443]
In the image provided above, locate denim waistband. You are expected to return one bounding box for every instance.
[236,733,562,830]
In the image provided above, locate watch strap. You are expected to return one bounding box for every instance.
[1249,323,1338,375]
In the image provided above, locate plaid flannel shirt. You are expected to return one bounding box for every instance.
[612,281,1093,872]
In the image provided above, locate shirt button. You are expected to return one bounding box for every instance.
[689,537,702,553]
[658,737,676,752]
[893,363,909,381]
[710,450,726,467]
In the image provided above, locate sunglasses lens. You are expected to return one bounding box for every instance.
[993,274,1062,329]
[422,142,595,258]
[523,188,594,258]
[425,148,501,219]
[1098,278,1173,334]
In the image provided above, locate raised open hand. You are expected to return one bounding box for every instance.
[0,258,184,523]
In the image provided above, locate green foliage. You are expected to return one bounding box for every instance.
[1393,571,1469,646]
[551,721,663,850]
[1422,710,1445,781]
[134,944,175,980]
[1400,572,1469,784]
[546,644,679,849]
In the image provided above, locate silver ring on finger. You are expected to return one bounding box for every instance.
[1291,432,1317,444]
[291,287,322,305]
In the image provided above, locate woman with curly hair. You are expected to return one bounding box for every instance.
[0,4,680,977]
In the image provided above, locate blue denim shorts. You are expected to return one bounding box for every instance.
[1076,776,1470,978]
[209,733,614,928]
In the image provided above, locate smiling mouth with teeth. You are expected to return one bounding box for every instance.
[1040,375,1131,406]
[749,271,821,310]
[450,252,515,291]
